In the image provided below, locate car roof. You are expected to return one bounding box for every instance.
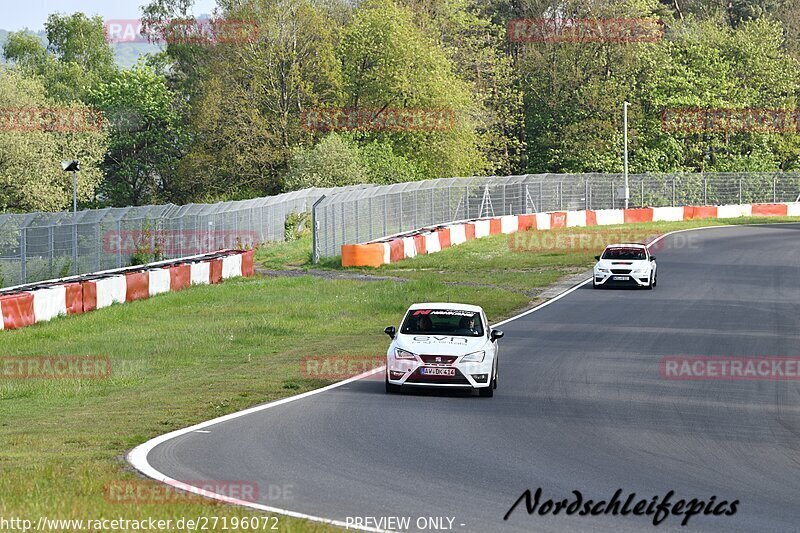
[605,243,647,249]
[407,302,483,312]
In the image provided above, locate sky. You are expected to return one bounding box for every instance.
[0,0,218,31]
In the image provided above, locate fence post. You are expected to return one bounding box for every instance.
[117,221,123,268]
[584,180,588,210]
[773,177,777,203]
[559,181,563,210]
[612,180,615,208]
[311,195,326,264]
[72,221,78,276]
[48,225,54,276]
[20,227,27,284]
[539,182,543,211]
[503,184,507,215]
[672,179,676,206]
[739,178,742,204]
[704,178,707,205]
[641,180,644,207]
[355,199,360,243]
[465,186,469,219]
[383,194,388,237]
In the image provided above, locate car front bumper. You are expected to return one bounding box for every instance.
[594,271,651,287]
[386,358,494,389]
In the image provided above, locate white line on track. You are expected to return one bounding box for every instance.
[127,222,800,533]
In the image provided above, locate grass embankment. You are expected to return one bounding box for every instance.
[2,215,798,531]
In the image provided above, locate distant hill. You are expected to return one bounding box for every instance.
[0,28,164,68]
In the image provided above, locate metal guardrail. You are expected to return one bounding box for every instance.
[311,173,800,260]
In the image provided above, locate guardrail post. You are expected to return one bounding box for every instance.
[311,195,326,264]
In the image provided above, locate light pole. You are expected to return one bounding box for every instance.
[61,160,80,275]
[623,102,629,209]
[61,160,80,213]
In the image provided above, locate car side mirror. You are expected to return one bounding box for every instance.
[384,326,396,339]
[650,256,656,261]
[594,255,601,261]
[490,329,504,342]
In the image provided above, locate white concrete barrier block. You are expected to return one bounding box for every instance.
[500,215,519,234]
[474,220,491,238]
[652,206,684,222]
[449,224,467,245]
[32,285,67,323]
[221,253,243,279]
[566,210,587,227]
[149,268,172,296]
[190,261,211,285]
[403,236,417,258]
[424,233,441,254]
[594,209,625,226]
[535,212,551,230]
[717,204,752,218]
[96,275,127,309]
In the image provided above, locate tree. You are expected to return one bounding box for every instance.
[0,69,107,211]
[89,66,184,205]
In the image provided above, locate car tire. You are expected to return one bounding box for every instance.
[480,363,496,397]
[385,377,401,394]
[645,273,654,290]
[653,272,658,287]
[593,279,600,289]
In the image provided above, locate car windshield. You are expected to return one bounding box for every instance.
[602,247,647,260]
[400,309,484,337]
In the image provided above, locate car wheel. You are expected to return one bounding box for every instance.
[653,272,658,287]
[480,363,496,397]
[385,377,401,394]
[592,279,600,289]
[645,272,654,290]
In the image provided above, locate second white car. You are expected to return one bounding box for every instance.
[593,243,657,289]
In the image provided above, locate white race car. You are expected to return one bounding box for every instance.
[593,243,657,289]
[384,303,504,397]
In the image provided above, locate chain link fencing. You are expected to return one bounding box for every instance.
[311,172,800,261]
[0,186,370,289]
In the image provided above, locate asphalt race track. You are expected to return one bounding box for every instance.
[142,224,800,532]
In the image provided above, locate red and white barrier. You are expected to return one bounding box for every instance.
[0,250,255,331]
[340,202,800,267]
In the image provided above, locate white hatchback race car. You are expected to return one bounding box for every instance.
[593,243,657,289]
[384,303,504,397]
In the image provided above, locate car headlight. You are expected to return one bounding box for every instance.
[395,348,416,360]
[461,350,485,363]
[596,267,609,273]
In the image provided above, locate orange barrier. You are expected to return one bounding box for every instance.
[518,214,537,231]
[82,281,97,313]
[169,264,192,291]
[342,243,385,268]
[241,250,255,277]
[437,228,451,249]
[125,271,150,302]
[413,235,426,255]
[624,208,653,224]
[752,203,788,217]
[389,239,404,262]
[209,259,224,284]
[1,293,36,330]
[489,218,502,235]
[464,223,476,240]
[550,212,567,229]
[586,211,597,226]
[64,283,83,315]
[684,206,717,220]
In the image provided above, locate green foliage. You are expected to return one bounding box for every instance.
[284,133,368,190]
[284,212,311,241]
[0,69,108,211]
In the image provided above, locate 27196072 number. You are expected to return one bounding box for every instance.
[195,516,279,530]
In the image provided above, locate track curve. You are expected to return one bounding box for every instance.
[136,224,800,532]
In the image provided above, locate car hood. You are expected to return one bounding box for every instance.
[596,259,650,269]
[396,334,488,355]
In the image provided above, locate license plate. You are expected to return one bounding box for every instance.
[420,367,456,376]
[613,276,630,281]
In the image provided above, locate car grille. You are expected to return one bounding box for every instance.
[419,354,458,365]
[611,269,631,274]
[406,368,471,385]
